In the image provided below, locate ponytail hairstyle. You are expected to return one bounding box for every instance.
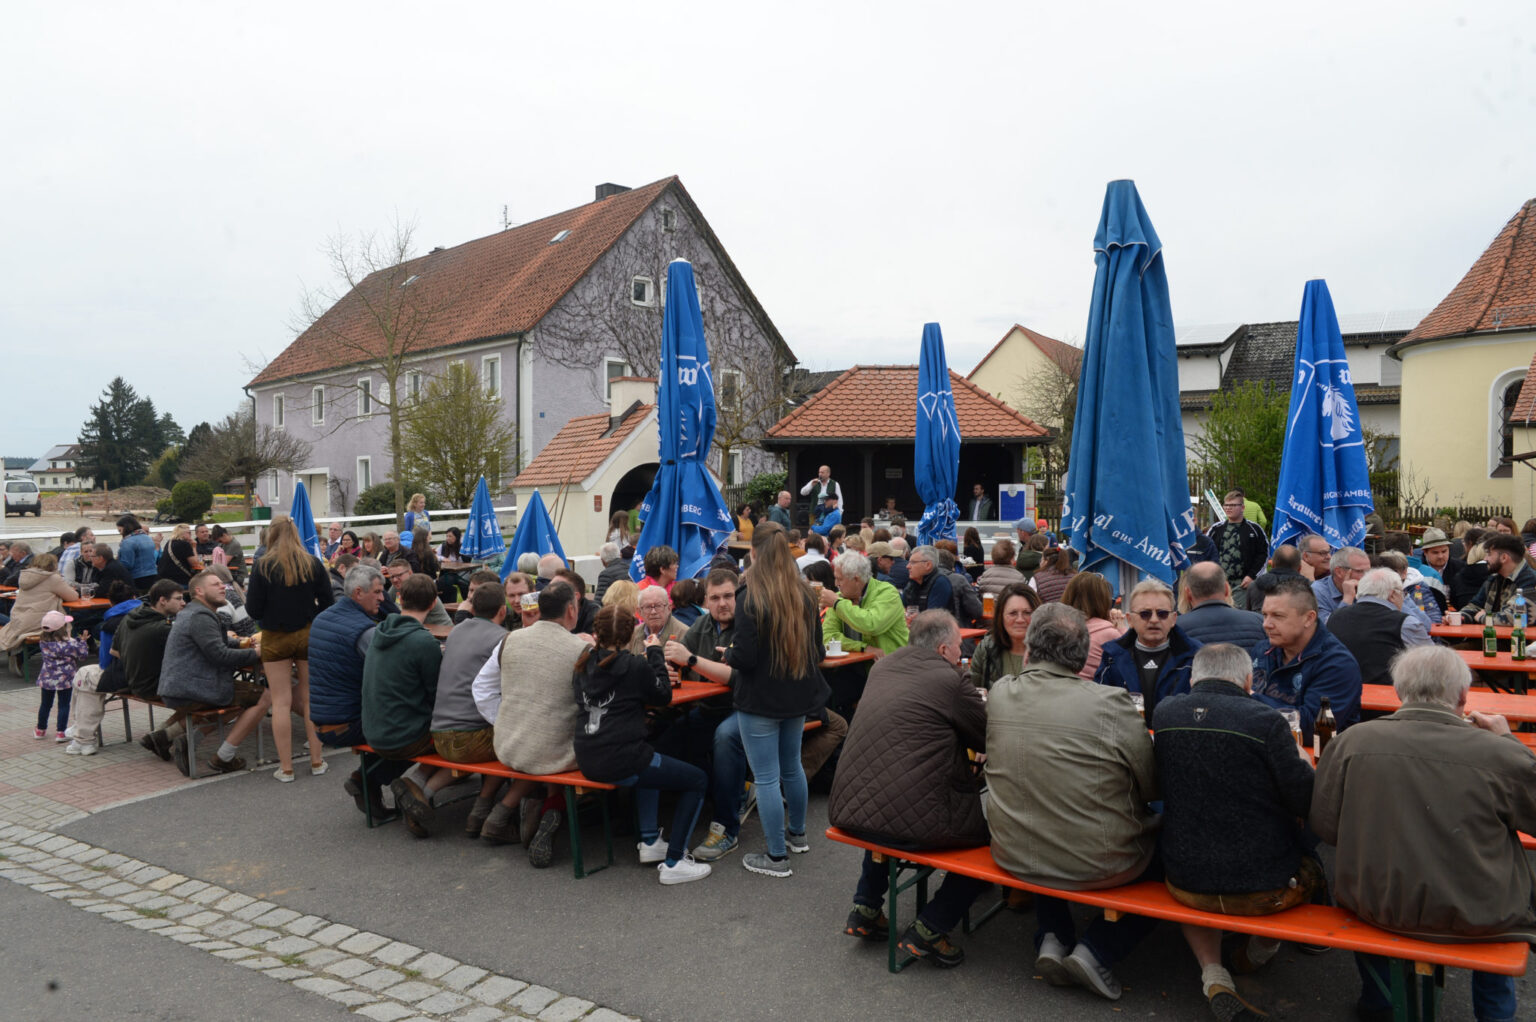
[575,603,637,673]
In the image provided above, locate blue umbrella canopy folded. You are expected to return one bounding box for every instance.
[1271,279,1373,551]
[915,322,962,546]
[501,488,565,580]
[1062,180,1196,593]
[289,480,323,559]
[460,475,507,561]
[630,259,734,582]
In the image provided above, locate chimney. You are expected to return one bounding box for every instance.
[595,182,631,201]
[607,376,657,428]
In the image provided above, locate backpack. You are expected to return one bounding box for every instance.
[949,569,984,627]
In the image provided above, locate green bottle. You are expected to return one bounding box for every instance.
[1514,624,1528,661]
[1484,620,1499,657]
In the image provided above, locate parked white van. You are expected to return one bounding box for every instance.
[4,477,41,516]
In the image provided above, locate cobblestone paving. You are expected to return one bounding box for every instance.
[0,682,638,1022]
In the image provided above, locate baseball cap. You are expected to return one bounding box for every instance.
[41,610,73,631]
[1013,517,1037,533]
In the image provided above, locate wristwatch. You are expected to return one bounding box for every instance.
[687,654,698,668]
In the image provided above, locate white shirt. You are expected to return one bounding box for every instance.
[795,550,827,571]
[471,647,504,724]
[799,477,844,510]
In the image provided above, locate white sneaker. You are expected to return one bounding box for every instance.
[273,768,295,783]
[637,833,667,864]
[1063,942,1122,1000]
[1034,933,1071,986]
[64,741,98,757]
[64,725,77,739]
[658,855,711,885]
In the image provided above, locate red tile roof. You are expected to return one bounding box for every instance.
[1400,199,1536,346]
[968,323,1082,378]
[1511,350,1536,424]
[764,365,1050,443]
[251,179,679,386]
[512,405,654,488]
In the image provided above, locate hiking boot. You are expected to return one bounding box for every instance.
[742,852,792,878]
[1208,984,1269,1021]
[518,796,543,847]
[691,822,739,862]
[480,803,517,845]
[527,808,563,868]
[171,735,190,777]
[637,833,667,864]
[1063,942,1122,1000]
[390,777,435,839]
[844,907,889,942]
[657,855,711,886]
[897,924,964,968]
[140,730,172,762]
[207,754,247,773]
[465,796,496,838]
[1034,933,1072,986]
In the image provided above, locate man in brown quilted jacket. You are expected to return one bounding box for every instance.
[827,610,989,968]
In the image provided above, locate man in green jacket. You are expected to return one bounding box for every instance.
[819,551,909,655]
[361,573,446,838]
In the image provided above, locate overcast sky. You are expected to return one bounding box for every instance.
[3,1,1533,459]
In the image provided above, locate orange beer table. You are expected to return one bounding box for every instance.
[1361,683,1536,722]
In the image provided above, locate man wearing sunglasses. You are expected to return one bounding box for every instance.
[1094,580,1201,721]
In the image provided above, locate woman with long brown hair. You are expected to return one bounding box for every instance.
[1061,572,1122,680]
[724,521,830,877]
[246,515,334,781]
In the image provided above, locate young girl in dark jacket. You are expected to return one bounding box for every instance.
[572,605,711,886]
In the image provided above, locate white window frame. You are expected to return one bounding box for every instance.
[358,378,374,418]
[482,354,502,400]
[273,393,285,429]
[725,448,742,485]
[311,386,325,426]
[719,369,742,410]
[605,358,631,400]
[1488,367,1528,477]
[268,470,281,503]
[630,276,655,307]
[356,456,372,492]
[407,371,423,401]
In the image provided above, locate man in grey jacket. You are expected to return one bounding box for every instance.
[157,571,266,777]
[986,603,1159,1003]
[1312,645,1535,1022]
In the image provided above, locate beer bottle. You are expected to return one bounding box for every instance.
[1484,620,1499,657]
[1515,623,1528,662]
[1313,697,1337,758]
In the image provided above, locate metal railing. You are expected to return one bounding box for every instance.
[0,506,519,547]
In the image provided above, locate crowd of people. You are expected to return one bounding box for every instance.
[3,489,1534,1020]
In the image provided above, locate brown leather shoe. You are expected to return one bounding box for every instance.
[206,754,247,773]
[389,777,434,838]
[479,803,517,845]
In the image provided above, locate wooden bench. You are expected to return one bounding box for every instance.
[101,690,263,780]
[826,827,1528,1021]
[353,744,618,879]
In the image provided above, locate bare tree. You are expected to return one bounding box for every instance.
[1011,346,1081,487]
[293,218,470,528]
[533,210,795,472]
[399,363,520,508]
[180,406,311,513]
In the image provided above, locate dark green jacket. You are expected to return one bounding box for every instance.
[361,614,443,751]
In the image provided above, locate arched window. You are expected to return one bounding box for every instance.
[1489,368,1530,478]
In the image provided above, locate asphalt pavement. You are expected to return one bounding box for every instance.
[47,764,1512,1022]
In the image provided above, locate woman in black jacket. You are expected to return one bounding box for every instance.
[572,605,710,886]
[246,516,334,782]
[726,521,830,878]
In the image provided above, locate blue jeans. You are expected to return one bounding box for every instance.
[38,687,72,732]
[737,712,807,859]
[710,713,749,836]
[1355,953,1517,1022]
[855,850,991,935]
[616,751,707,865]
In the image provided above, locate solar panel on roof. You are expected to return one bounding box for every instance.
[1175,323,1241,347]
